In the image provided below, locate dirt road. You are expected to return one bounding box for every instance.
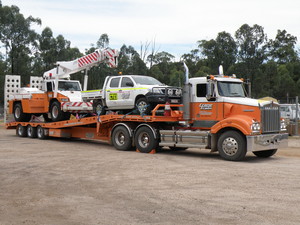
[0,125,300,225]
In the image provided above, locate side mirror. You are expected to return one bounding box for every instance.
[126,82,134,87]
[206,82,215,101]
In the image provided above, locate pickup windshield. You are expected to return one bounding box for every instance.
[217,81,246,97]
[58,81,81,91]
[132,76,163,85]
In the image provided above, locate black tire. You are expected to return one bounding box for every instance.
[134,126,158,153]
[111,126,132,151]
[43,113,51,122]
[16,124,27,137]
[13,102,31,122]
[27,125,37,138]
[217,131,247,161]
[253,149,277,158]
[93,100,106,115]
[169,147,188,151]
[50,101,70,122]
[136,97,151,115]
[37,126,47,139]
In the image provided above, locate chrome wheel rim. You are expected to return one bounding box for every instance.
[15,107,21,118]
[52,106,59,118]
[138,132,150,148]
[96,104,103,115]
[222,137,238,156]
[27,126,32,136]
[115,131,125,146]
[37,127,43,138]
[137,101,147,113]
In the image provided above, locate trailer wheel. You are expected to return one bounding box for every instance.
[13,102,31,122]
[16,124,27,137]
[112,126,132,151]
[50,101,70,122]
[135,126,158,153]
[37,126,47,139]
[253,149,277,158]
[217,131,247,161]
[136,97,151,115]
[27,125,37,138]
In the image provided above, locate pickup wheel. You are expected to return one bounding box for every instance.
[135,126,158,153]
[93,100,106,115]
[13,102,31,122]
[16,124,27,137]
[50,101,70,122]
[112,126,132,151]
[217,131,247,161]
[253,149,277,158]
[136,97,151,115]
[27,125,37,138]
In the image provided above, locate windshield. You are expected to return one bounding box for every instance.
[132,76,163,85]
[217,81,246,97]
[58,81,81,91]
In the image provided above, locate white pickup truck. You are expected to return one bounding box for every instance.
[82,75,182,115]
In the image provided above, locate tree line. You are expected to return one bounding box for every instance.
[1,1,300,105]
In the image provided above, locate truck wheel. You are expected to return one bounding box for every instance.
[112,126,132,151]
[217,131,247,161]
[135,126,158,153]
[27,125,37,138]
[13,103,31,122]
[253,149,277,158]
[37,126,47,139]
[50,101,69,122]
[93,100,106,115]
[43,113,51,122]
[136,98,151,115]
[16,124,27,137]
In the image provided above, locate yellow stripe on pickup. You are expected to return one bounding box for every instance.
[106,88,148,91]
[81,89,101,93]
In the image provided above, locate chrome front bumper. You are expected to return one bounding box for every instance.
[247,133,288,152]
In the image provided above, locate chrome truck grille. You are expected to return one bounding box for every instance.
[261,104,280,133]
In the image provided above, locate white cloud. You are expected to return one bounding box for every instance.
[3,0,300,57]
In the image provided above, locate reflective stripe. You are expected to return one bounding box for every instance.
[81,89,101,93]
[106,87,148,91]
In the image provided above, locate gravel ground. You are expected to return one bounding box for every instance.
[0,125,300,225]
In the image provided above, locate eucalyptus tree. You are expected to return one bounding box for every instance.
[0,4,41,77]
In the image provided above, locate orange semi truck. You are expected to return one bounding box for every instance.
[6,64,288,161]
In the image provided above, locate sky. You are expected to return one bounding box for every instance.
[2,0,300,59]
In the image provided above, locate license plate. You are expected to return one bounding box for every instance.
[170,99,179,103]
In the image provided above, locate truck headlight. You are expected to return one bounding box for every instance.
[251,121,261,133]
[280,118,287,131]
[175,89,182,96]
[167,89,173,96]
[151,88,163,94]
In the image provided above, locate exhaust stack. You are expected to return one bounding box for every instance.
[183,62,190,122]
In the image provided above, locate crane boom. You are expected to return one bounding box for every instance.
[43,48,119,80]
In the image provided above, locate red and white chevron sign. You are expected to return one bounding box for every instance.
[61,102,93,108]
[77,49,118,68]
[78,51,101,67]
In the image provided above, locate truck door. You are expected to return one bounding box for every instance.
[190,82,218,128]
[105,77,121,109]
[119,77,135,107]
